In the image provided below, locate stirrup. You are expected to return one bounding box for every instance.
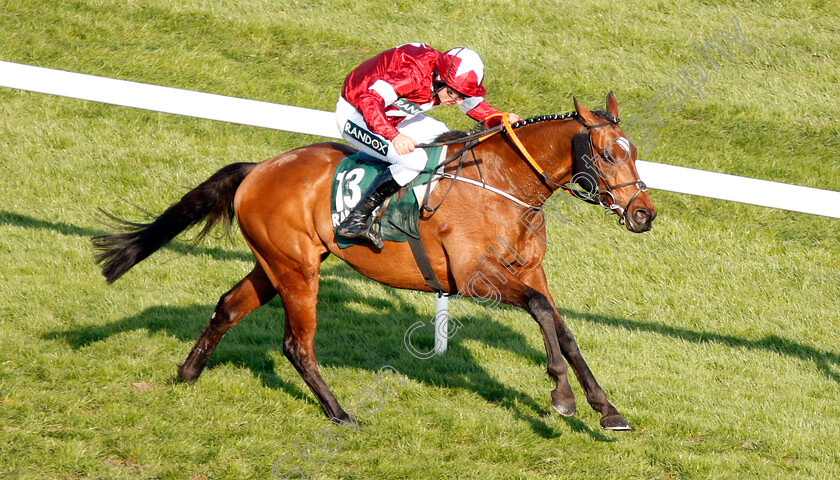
[363,222,385,250]
[337,213,385,249]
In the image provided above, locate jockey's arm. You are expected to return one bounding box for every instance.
[461,98,520,125]
[355,90,400,141]
[355,74,420,153]
[358,71,421,130]
[354,91,416,154]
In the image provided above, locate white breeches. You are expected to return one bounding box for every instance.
[335,97,449,186]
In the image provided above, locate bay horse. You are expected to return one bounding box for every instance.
[94,92,655,431]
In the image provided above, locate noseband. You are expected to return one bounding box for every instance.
[568,119,648,226]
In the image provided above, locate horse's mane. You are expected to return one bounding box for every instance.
[434,111,607,144]
[435,130,473,143]
[432,110,619,144]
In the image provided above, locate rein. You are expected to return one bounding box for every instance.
[415,113,562,213]
[416,119,517,213]
[416,112,647,225]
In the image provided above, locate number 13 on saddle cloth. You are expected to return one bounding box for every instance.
[330,146,446,248]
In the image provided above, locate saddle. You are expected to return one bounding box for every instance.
[330,147,446,249]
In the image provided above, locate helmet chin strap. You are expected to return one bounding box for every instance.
[433,83,445,101]
[435,47,465,99]
[432,74,451,104]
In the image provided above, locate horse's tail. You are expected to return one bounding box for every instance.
[93,162,258,284]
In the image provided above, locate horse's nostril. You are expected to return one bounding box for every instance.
[634,209,650,224]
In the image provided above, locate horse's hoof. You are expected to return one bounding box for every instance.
[177,363,200,383]
[331,413,365,427]
[600,414,631,431]
[551,397,577,416]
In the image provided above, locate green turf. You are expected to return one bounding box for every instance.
[1,0,839,478]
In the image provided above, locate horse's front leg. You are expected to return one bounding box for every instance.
[520,267,630,430]
[457,265,576,418]
[524,286,578,418]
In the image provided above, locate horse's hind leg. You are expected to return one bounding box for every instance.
[178,264,277,382]
[275,269,353,424]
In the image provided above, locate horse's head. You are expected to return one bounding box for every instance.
[571,92,656,233]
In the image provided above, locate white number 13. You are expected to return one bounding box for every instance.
[335,168,365,211]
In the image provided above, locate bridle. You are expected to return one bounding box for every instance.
[416,113,648,226]
[567,118,649,226]
[493,113,649,226]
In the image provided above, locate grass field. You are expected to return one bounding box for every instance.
[1,0,839,478]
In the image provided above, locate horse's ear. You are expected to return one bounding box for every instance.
[574,97,599,126]
[606,91,618,119]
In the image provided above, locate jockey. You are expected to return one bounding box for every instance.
[335,43,521,248]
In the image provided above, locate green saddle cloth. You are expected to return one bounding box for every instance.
[331,147,445,248]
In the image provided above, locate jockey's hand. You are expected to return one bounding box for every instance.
[506,113,522,124]
[393,133,417,155]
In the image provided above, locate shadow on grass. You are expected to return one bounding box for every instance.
[8,209,580,436]
[39,253,840,439]
[30,203,837,438]
[0,209,252,263]
[559,309,840,385]
[39,256,612,439]
[1,210,103,238]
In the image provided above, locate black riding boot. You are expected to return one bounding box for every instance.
[336,168,402,249]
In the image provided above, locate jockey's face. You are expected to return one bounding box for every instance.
[435,77,466,107]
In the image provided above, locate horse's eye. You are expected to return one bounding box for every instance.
[615,137,632,156]
[598,146,616,165]
[605,137,632,165]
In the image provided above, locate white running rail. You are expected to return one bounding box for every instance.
[4,60,838,356]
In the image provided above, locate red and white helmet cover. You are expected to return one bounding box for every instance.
[436,47,487,98]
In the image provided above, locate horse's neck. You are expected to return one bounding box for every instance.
[475,119,579,206]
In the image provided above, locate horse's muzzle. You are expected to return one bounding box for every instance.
[626,207,656,233]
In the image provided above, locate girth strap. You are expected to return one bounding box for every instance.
[390,223,444,294]
[406,235,444,294]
